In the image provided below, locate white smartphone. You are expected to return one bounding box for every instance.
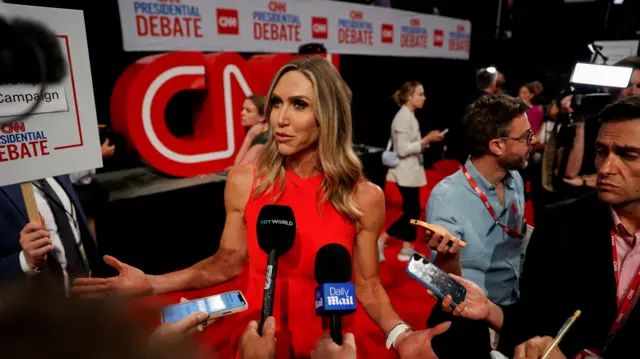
[161,290,248,324]
[441,128,449,135]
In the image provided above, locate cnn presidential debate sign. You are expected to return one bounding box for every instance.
[113,0,471,177]
[0,4,102,187]
[117,0,471,59]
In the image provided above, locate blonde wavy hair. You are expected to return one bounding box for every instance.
[253,56,364,221]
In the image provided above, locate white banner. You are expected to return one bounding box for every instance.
[117,0,471,59]
[594,40,639,65]
[0,4,102,187]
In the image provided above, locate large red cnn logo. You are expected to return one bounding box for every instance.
[111,52,340,176]
[312,17,328,39]
[434,29,444,47]
[381,24,394,44]
[217,8,239,35]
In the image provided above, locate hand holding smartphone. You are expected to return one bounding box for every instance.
[161,290,248,324]
[406,254,467,308]
[410,219,467,248]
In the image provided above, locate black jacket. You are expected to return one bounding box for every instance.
[0,176,107,289]
[499,192,639,358]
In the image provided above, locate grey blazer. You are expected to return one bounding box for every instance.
[386,106,427,187]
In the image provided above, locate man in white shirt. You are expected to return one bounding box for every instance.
[0,175,103,295]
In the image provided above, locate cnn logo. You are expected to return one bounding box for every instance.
[312,17,328,39]
[350,11,363,20]
[217,8,239,35]
[268,1,286,12]
[381,24,393,44]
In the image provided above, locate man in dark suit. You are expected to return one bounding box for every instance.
[432,95,640,359]
[0,175,105,295]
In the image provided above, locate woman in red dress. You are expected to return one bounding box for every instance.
[73,56,449,358]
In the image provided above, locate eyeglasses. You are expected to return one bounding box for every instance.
[499,129,535,145]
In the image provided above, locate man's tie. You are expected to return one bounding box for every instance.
[34,179,88,280]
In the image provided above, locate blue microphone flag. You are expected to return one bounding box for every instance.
[315,283,356,314]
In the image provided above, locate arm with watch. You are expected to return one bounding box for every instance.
[353,186,450,359]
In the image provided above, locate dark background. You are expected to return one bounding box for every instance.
[7,0,640,170]
[8,0,640,172]
[5,0,640,273]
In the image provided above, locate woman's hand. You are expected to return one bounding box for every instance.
[422,131,445,148]
[247,123,265,139]
[72,255,153,297]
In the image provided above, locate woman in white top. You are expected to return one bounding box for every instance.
[378,81,444,262]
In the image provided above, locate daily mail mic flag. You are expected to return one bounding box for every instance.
[315,283,356,314]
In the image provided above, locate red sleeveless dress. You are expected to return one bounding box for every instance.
[241,168,357,358]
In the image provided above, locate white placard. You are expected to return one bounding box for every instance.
[0,84,69,118]
[594,40,639,65]
[117,0,471,60]
[0,4,102,187]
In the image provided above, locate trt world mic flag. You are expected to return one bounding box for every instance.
[315,283,356,314]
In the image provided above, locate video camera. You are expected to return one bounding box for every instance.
[563,44,634,120]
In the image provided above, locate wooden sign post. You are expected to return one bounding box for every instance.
[20,183,41,223]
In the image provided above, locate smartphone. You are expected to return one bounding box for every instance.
[161,290,248,324]
[441,128,449,135]
[409,219,467,247]
[406,254,466,308]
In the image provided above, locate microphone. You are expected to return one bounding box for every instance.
[256,204,296,335]
[0,16,68,124]
[314,243,356,345]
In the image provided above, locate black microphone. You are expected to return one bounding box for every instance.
[314,243,356,345]
[256,204,296,335]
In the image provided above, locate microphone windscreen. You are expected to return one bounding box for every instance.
[1,19,67,85]
[314,243,352,284]
[257,205,296,255]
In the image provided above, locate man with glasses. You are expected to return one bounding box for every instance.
[421,95,535,359]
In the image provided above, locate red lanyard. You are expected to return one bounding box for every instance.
[573,232,640,358]
[608,230,640,336]
[462,166,524,238]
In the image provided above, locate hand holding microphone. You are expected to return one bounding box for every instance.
[240,317,277,359]
[311,332,357,359]
[314,243,356,346]
[256,204,296,336]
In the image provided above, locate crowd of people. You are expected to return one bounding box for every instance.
[0,54,639,359]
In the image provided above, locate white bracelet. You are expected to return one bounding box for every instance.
[386,322,412,350]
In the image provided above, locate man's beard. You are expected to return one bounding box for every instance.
[498,154,528,171]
